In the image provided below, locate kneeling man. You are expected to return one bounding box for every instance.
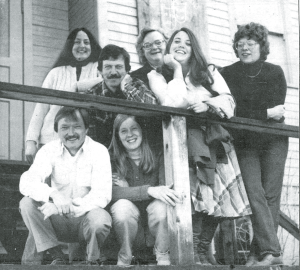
[19,107,112,265]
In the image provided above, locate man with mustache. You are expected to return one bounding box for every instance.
[19,107,112,265]
[82,44,158,148]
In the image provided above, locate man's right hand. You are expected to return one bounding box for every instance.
[50,190,72,215]
[25,140,38,164]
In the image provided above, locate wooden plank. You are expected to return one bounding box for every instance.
[0,82,298,138]
[109,0,137,8]
[108,12,138,26]
[108,3,137,16]
[162,116,193,265]
[33,0,68,11]
[32,15,69,30]
[279,210,300,240]
[108,22,138,35]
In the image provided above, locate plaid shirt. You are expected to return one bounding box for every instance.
[85,76,158,147]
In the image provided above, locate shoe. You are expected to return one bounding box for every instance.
[155,249,171,265]
[245,254,258,266]
[49,257,67,265]
[254,254,283,266]
[117,260,131,267]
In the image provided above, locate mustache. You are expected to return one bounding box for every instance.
[107,74,121,79]
[65,135,79,140]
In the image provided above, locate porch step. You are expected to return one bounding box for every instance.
[0,264,298,269]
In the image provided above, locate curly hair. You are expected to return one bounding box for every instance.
[136,27,169,65]
[233,22,270,61]
[53,28,101,68]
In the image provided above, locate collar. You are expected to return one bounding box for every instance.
[58,136,90,157]
[101,81,125,99]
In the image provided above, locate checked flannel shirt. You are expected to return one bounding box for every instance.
[84,76,158,147]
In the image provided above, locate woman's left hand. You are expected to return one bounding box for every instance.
[188,101,209,113]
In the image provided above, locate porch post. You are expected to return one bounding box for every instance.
[162,115,194,265]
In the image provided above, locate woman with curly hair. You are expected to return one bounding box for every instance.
[221,22,288,266]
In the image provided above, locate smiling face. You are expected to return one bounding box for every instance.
[100,55,127,92]
[169,31,192,67]
[118,117,142,153]
[72,30,92,61]
[143,31,166,67]
[237,37,261,64]
[57,110,88,156]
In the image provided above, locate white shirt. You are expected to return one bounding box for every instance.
[20,136,112,217]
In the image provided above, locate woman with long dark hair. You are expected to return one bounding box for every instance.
[221,22,288,266]
[109,114,181,267]
[25,28,102,164]
[148,27,252,265]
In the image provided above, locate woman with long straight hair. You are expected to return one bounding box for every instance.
[109,114,181,267]
[148,27,252,265]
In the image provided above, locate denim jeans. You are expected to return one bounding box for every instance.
[110,199,169,265]
[19,197,112,261]
[235,135,288,256]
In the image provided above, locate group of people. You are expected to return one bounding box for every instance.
[19,22,288,267]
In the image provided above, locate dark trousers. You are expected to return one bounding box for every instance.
[235,135,288,256]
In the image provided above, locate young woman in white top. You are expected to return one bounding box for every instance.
[25,28,102,164]
[148,27,252,265]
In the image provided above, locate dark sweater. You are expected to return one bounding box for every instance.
[111,152,165,226]
[221,60,287,148]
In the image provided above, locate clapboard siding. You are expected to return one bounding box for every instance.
[106,0,140,70]
[68,0,98,40]
[32,0,69,87]
[206,0,234,67]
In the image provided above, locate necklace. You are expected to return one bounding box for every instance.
[243,62,264,78]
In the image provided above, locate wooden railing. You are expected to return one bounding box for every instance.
[0,81,299,265]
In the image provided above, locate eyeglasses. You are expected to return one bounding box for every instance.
[142,39,165,50]
[235,41,258,50]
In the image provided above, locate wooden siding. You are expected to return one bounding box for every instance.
[206,0,235,67]
[68,0,98,39]
[106,0,140,70]
[32,0,69,87]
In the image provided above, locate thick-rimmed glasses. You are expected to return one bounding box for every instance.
[142,39,165,50]
[235,41,258,50]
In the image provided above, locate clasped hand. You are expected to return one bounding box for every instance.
[267,105,285,121]
[147,184,183,207]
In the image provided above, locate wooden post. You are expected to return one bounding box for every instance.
[162,115,194,265]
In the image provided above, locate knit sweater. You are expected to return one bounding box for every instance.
[26,62,100,145]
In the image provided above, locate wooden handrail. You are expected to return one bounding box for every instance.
[0,82,298,138]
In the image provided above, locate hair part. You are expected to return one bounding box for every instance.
[136,27,169,65]
[52,28,101,68]
[108,114,155,177]
[98,44,131,72]
[166,27,214,88]
[233,22,270,61]
[54,107,89,132]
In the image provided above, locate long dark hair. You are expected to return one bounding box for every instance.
[109,114,155,178]
[52,28,102,68]
[166,27,214,88]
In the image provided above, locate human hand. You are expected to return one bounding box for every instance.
[50,190,72,215]
[164,54,181,70]
[112,173,129,187]
[147,184,182,206]
[120,74,132,90]
[267,105,285,121]
[188,102,209,114]
[25,140,38,164]
[38,202,59,220]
